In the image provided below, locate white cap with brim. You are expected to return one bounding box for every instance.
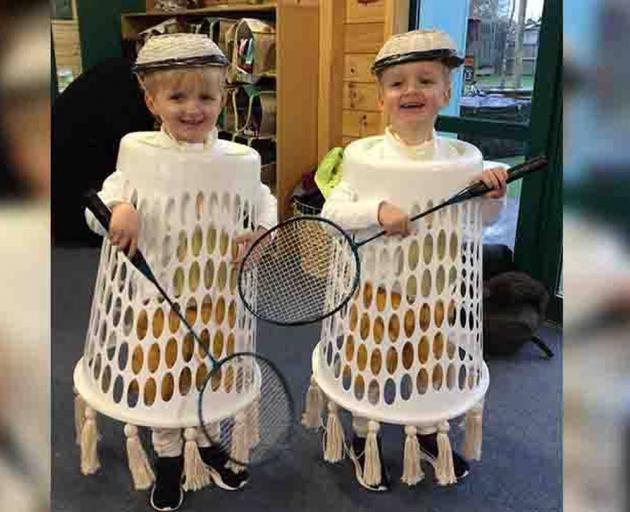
[133,33,229,73]
[372,29,464,74]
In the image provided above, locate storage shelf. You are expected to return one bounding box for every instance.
[122,1,318,220]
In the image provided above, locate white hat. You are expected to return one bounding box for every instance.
[133,33,229,73]
[372,29,463,73]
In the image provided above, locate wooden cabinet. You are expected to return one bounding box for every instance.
[318,0,409,157]
[121,1,319,219]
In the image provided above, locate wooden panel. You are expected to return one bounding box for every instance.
[318,0,345,159]
[346,0,385,23]
[344,22,383,53]
[342,136,358,146]
[343,82,379,111]
[380,0,409,131]
[277,3,319,219]
[52,20,82,77]
[384,0,409,39]
[344,53,376,82]
[342,110,381,137]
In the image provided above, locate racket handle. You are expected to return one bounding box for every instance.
[83,190,156,283]
[456,155,548,200]
[358,155,548,247]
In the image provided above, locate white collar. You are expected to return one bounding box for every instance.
[155,125,219,151]
[383,126,439,160]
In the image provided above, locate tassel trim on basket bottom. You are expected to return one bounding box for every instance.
[363,421,382,487]
[323,401,344,463]
[463,403,484,461]
[246,397,260,448]
[401,425,424,486]
[124,424,155,490]
[227,412,249,474]
[183,427,211,491]
[80,406,100,475]
[435,421,457,486]
[74,390,87,447]
[301,375,324,429]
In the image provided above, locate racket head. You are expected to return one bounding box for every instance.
[197,352,295,468]
[237,215,361,326]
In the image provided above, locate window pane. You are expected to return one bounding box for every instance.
[458,0,546,123]
[440,131,527,250]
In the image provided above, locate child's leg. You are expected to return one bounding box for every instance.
[150,428,184,511]
[194,424,250,491]
[349,414,389,491]
[353,416,369,438]
[152,428,183,457]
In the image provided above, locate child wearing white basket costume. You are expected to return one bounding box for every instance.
[75,34,277,511]
[304,29,508,492]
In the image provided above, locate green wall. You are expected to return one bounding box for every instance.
[76,0,145,71]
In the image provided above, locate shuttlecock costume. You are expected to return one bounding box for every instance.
[73,34,277,492]
[302,30,503,487]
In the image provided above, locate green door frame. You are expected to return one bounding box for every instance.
[411,0,563,322]
[75,0,145,71]
[513,0,562,322]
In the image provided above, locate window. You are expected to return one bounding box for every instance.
[412,0,562,319]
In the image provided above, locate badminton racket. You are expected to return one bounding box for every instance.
[237,155,548,326]
[84,191,295,468]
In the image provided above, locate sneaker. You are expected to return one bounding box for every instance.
[199,446,249,491]
[347,435,391,492]
[150,456,184,512]
[417,433,470,481]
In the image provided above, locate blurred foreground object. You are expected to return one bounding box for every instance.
[0,4,50,512]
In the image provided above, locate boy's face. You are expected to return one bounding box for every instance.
[144,72,223,144]
[378,60,451,134]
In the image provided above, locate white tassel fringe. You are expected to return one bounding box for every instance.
[247,397,260,448]
[435,421,456,486]
[182,427,211,491]
[463,404,483,461]
[323,401,344,463]
[227,412,249,474]
[74,391,87,446]
[124,424,155,490]
[363,420,382,487]
[80,407,100,475]
[401,425,424,486]
[301,376,324,429]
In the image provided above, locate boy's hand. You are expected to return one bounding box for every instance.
[378,201,411,236]
[232,226,268,265]
[109,202,139,257]
[474,166,508,199]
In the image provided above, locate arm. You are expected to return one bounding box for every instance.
[473,166,509,226]
[481,196,507,226]
[232,182,277,264]
[320,180,384,231]
[84,170,127,236]
[322,180,410,235]
[256,182,278,230]
[85,170,139,256]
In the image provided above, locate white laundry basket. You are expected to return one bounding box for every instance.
[304,136,489,485]
[73,132,262,487]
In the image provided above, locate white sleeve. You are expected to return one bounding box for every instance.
[320,180,385,230]
[84,170,127,236]
[481,195,507,226]
[256,183,278,230]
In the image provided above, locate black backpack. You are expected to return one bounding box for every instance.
[483,270,552,357]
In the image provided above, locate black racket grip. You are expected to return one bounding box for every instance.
[84,190,156,283]
[457,155,548,200]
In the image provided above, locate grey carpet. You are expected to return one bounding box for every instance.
[52,247,561,512]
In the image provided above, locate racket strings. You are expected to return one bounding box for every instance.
[199,355,293,466]
[241,220,358,324]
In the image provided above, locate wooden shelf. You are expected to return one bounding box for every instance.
[121,1,318,220]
